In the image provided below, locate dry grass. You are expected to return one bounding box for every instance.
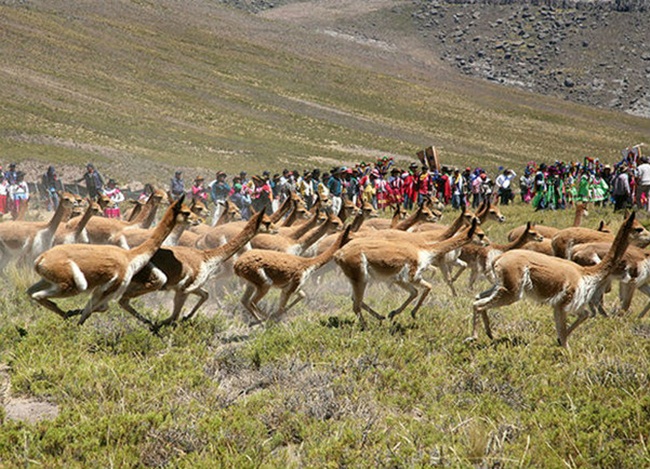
[1,0,648,188]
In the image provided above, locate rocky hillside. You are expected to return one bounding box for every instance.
[217,0,650,118]
[411,0,650,117]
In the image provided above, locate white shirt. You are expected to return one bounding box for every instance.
[637,163,650,186]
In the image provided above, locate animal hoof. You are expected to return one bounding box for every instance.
[463,336,477,344]
[387,310,398,320]
[65,309,82,319]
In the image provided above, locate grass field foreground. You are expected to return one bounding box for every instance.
[1,204,650,467]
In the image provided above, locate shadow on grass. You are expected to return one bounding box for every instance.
[388,321,420,336]
[471,336,528,350]
[320,316,358,329]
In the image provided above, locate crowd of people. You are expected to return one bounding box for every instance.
[519,150,649,212]
[167,157,520,221]
[0,162,127,220]
[4,145,647,222]
[170,148,648,220]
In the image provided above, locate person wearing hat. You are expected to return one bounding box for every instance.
[102,178,125,218]
[612,164,632,211]
[190,175,208,203]
[210,171,230,222]
[170,170,185,201]
[239,171,249,187]
[75,163,105,200]
[251,174,273,215]
[386,167,404,208]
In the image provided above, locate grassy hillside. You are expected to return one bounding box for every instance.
[1,0,648,187]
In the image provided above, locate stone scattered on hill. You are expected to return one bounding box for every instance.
[411,0,650,117]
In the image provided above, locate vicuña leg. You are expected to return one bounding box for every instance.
[181,289,210,322]
[387,280,419,320]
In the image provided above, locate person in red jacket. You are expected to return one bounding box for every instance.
[403,163,419,210]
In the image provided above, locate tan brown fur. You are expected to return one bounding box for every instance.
[334,220,482,328]
[551,215,650,259]
[453,222,544,288]
[249,211,342,255]
[472,212,636,347]
[412,198,503,232]
[53,199,102,245]
[358,203,439,232]
[69,188,167,247]
[119,208,201,248]
[570,241,650,317]
[235,225,353,324]
[520,238,555,256]
[352,207,484,295]
[118,211,266,328]
[507,203,588,242]
[27,196,193,329]
[0,192,76,269]
[194,213,277,250]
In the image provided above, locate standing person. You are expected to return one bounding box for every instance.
[478,172,492,206]
[77,163,104,200]
[102,179,125,218]
[532,165,548,210]
[495,169,516,205]
[519,169,533,203]
[190,176,208,203]
[170,170,185,201]
[403,163,419,210]
[386,167,403,208]
[298,171,314,209]
[0,174,8,215]
[139,183,154,203]
[327,168,344,216]
[310,169,321,203]
[319,172,331,202]
[9,171,29,219]
[210,171,230,221]
[41,165,61,211]
[592,171,608,207]
[5,163,18,186]
[418,166,432,206]
[451,168,465,209]
[229,182,252,220]
[251,175,273,215]
[361,171,377,207]
[612,164,632,211]
[636,156,650,211]
[576,169,591,203]
[239,171,249,188]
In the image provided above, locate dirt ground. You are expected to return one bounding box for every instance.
[1,364,59,424]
